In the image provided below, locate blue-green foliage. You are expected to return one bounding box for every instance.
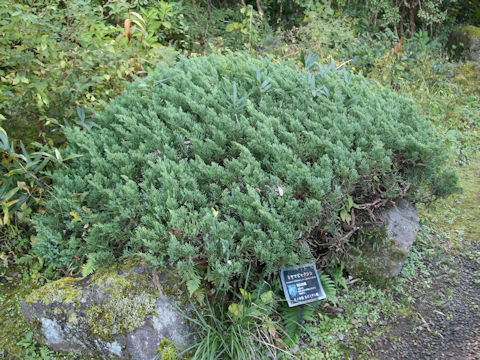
[33,54,456,290]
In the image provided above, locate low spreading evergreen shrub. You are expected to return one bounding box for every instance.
[33,53,457,291]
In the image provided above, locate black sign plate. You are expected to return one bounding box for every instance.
[279,263,326,307]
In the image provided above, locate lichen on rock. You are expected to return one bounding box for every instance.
[25,276,83,305]
[21,264,193,360]
[82,267,158,340]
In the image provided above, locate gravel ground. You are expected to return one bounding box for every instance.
[375,254,480,360]
[374,158,480,360]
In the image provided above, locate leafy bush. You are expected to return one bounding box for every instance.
[452,0,480,26]
[225,5,270,52]
[294,11,361,64]
[277,12,397,76]
[340,0,457,37]
[32,53,457,288]
[0,0,176,144]
[0,126,85,280]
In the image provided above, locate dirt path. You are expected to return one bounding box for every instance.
[373,158,480,360]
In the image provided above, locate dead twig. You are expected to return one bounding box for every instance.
[417,312,432,333]
[336,59,352,70]
[152,268,163,296]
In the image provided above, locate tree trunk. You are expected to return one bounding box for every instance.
[399,1,405,38]
[409,4,416,37]
[256,0,264,16]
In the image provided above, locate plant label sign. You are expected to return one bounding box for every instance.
[279,263,326,307]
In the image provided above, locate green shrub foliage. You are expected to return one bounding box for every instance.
[33,54,457,290]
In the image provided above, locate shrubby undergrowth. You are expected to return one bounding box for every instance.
[0,0,177,144]
[33,54,457,292]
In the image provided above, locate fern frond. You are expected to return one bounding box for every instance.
[319,272,337,303]
[187,275,201,298]
[81,257,95,277]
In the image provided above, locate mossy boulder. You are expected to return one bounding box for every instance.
[448,26,480,61]
[21,265,192,359]
[346,199,419,285]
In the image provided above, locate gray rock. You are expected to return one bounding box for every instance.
[347,199,419,284]
[448,26,480,62]
[21,265,193,359]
